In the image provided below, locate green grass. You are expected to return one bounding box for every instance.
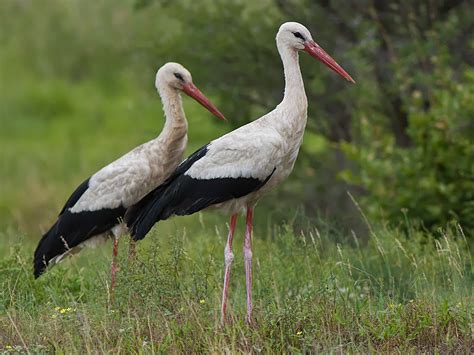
[1,219,472,352]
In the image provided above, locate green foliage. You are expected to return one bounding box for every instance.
[341,60,474,234]
[335,1,473,234]
[0,221,472,352]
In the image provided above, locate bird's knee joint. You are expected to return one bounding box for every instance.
[243,248,252,262]
[224,247,234,265]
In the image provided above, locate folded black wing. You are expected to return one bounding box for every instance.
[126,144,275,241]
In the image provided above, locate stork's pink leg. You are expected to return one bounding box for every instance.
[221,213,238,323]
[110,237,119,294]
[243,207,254,324]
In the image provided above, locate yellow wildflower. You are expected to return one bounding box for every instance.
[199,299,205,304]
[388,303,401,310]
[296,331,303,336]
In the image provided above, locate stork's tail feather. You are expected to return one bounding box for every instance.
[33,221,68,278]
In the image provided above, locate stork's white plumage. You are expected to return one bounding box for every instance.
[126,22,355,323]
[33,62,225,279]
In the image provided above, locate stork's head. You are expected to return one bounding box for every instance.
[277,22,355,83]
[156,62,193,91]
[276,22,313,51]
[156,62,226,120]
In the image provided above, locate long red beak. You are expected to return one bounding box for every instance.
[304,41,356,84]
[182,83,226,121]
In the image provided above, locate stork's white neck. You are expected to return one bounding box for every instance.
[158,85,188,138]
[145,83,188,179]
[271,43,308,140]
[279,45,307,105]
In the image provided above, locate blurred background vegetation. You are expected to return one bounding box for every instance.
[0,0,473,239]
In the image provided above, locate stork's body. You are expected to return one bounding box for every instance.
[126,22,355,323]
[33,63,225,279]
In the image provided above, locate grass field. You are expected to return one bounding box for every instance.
[1,217,472,352]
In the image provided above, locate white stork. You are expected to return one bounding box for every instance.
[33,62,226,286]
[126,22,355,323]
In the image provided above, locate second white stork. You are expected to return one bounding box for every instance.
[33,62,226,284]
[126,22,355,323]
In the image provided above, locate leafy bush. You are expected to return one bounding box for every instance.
[341,66,474,234]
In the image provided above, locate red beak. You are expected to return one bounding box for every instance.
[304,40,356,84]
[182,83,226,121]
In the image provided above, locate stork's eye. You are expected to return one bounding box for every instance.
[293,32,305,40]
[174,73,184,81]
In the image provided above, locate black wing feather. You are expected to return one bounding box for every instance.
[59,177,90,215]
[125,144,209,226]
[126,144,275,241]
[33,177,126,278]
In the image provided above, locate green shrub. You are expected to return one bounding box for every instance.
[341,66,474,235]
